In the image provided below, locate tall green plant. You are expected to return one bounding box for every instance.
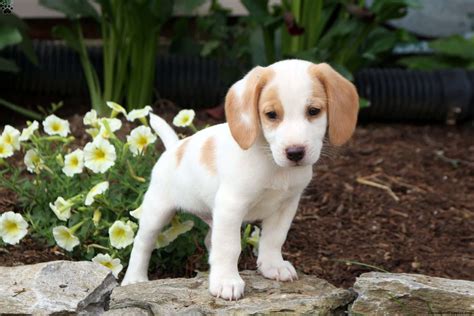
[242,0,418,78]
[0,14,42,119]
[39,0,173,115]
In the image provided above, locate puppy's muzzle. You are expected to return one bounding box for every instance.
[285,146,305,162]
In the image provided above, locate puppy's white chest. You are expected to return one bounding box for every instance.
[266,169,291,191]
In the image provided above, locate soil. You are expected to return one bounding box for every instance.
[1,107,473,288]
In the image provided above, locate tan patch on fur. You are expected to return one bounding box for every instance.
[259,86,284,129]
[175,137,191,166]
[309,63,359,146]
[225,67,275,149]
[200,137,217,174]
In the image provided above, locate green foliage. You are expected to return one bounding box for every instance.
[0,108,206,277]
[39,0,175,114]
[0,13,38,72]
[242,0,418,78]
[170,0,251,83]
[398,35,474,70]
[0,14,41,119]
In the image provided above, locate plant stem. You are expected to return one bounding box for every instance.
[0,98,42,120]
[74,22,106,115]
[262,27,275,65]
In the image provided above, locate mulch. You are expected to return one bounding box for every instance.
[1,109,473,288]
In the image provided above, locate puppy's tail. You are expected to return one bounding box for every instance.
[149,113,180,149]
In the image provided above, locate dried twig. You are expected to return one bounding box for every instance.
[356,177,400,201]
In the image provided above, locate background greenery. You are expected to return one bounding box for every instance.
[1,0,474,119]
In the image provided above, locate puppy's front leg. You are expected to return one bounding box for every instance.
[208,188,247,300]
[257,194,300,281]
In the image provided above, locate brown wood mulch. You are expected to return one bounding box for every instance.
[1,114,473,288]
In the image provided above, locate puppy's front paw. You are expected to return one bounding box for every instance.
[121,274,148,286]
[257,259,298,281]
[209,273,245,300]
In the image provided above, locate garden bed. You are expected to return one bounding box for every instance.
[1,108,473,288]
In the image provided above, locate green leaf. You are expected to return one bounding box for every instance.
[52,25,81,53]
[39,0,100,21]
[398,55,465,70]
[359,98,370,109]
[0,25,22,50]
[0,14,38,65]
[174,0,206,14]
[241,0,270,23]
[0,56,19,72]
[429,35,474,61]
[363,28,398,58]
[149,0,173,23]
[201,40,220,57]
[370,0,420,22]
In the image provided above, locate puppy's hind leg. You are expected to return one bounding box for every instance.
[122,191,175,285]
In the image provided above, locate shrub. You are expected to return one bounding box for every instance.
[0,104,208,277]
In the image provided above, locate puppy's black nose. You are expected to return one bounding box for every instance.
[285,146,305,162]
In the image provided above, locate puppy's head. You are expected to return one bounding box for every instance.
[225,60,359,167]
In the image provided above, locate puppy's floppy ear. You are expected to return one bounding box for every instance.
[225,66,273,150]
[310,63,359,146]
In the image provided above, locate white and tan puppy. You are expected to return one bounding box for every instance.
[122,59,359,300]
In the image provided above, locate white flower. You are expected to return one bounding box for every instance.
[0,140,13,158]
[92,253,123,278]
[96,118,122,139]
[106,101,127,116]
[49,197,73,221]
[172,109,195,127]
[126,126,157,156]
[85,127,99,138]
[85,181,109,206]
[24,149,44,173]
[1,125,21,150]
[249,226,261,256]
[62,149,84,177]
[156,219,194,249]
[109,220,134,249]
[129,206,142,219]
[53,226,80,251]
[126,106,153,122]
[19,121,39,141]
[83,110,98,126]
[83,138,116,173]
[0,212,28,245]
[43,114,70,137]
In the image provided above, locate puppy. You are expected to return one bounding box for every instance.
[122,59,359,300]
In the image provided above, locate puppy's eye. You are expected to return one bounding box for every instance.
[265,111,277,120]
[307,107,321,117]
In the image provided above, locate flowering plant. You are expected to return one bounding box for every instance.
[0,105,208,277]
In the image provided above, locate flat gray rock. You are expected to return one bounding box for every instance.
[350,272,474,315]
[0,260,117,315]
[109,270,354,315]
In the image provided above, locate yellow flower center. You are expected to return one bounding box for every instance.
[70,156,79,167]
[102,261,113,269]
[113,228,126,239]
[4,134,12,144]
[59,229,73,240]
[5,220,19,234]
[0,145,5,154]
[93,149,106,160]
[138,136,148,147]
[52,122,61,132]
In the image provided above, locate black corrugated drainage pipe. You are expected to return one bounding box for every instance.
[355,68,473,123]
[0,40,237,110]
[1,40,473,123]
